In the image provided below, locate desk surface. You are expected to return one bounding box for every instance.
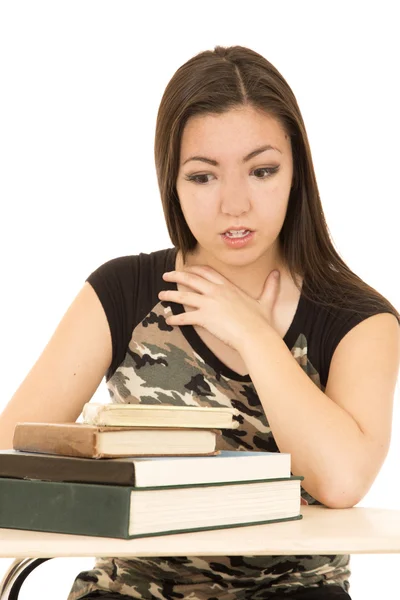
[1,506,400,558]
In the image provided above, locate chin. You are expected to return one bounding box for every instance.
[213,247,264,267]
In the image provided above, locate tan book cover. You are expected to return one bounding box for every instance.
[13,422,220,459]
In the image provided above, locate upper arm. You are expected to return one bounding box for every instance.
[325,312,400,492]
[0,282,112,449]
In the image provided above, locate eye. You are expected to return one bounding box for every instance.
[184,166,279,185]
[185,174,212,185]
[253,167,279,179]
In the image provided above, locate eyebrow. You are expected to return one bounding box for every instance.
[182,144,282,167]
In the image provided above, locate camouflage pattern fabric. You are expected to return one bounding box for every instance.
[67,300,350,600]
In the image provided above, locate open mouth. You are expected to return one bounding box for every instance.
[222,228,254,238]
[220,230,255,247]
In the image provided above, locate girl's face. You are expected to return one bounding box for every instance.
[176,106,293,268]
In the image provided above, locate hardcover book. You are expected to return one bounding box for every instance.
[0,475,303,539]
[0,449,291,486]
[82,402,240,429]
[12,422,220,458]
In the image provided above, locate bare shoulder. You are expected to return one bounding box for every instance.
[325,311,400,452]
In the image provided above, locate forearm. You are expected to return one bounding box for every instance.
[238,325,372,507]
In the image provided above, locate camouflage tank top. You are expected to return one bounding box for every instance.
[67,246,382,600]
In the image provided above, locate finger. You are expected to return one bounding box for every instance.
[162,269,214,294]
[165,310,199,327]
[182,265,226,286]
[158,289,202,308]
[259,270,281,307]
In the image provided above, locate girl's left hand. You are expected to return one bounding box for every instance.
[158,264,281,353]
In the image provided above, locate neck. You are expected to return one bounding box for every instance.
[177,242,294,300]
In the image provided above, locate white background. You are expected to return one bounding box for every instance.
[0,1,399,598]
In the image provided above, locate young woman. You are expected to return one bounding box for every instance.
[1,45,399,600]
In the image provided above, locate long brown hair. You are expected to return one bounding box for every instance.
[154,45,399,321]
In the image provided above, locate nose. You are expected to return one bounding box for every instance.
[220,179,251,216]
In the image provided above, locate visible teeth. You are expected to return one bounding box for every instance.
[226,230,249,237]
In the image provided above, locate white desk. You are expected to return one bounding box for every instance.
[2,506,400,599]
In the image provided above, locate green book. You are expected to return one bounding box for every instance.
[0,476,303,539]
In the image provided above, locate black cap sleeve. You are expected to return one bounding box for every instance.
[86,255,138,381]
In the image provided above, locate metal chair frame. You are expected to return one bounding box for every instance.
[0,558,51,600]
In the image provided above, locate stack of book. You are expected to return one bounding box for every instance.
[0,403,303,538]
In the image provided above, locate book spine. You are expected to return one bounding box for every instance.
[0,478,131,538]
[13,425,100,458]
[82,403,103,425]
[0,453,136,485]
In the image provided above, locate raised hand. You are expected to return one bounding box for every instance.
[158,264,281,353]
